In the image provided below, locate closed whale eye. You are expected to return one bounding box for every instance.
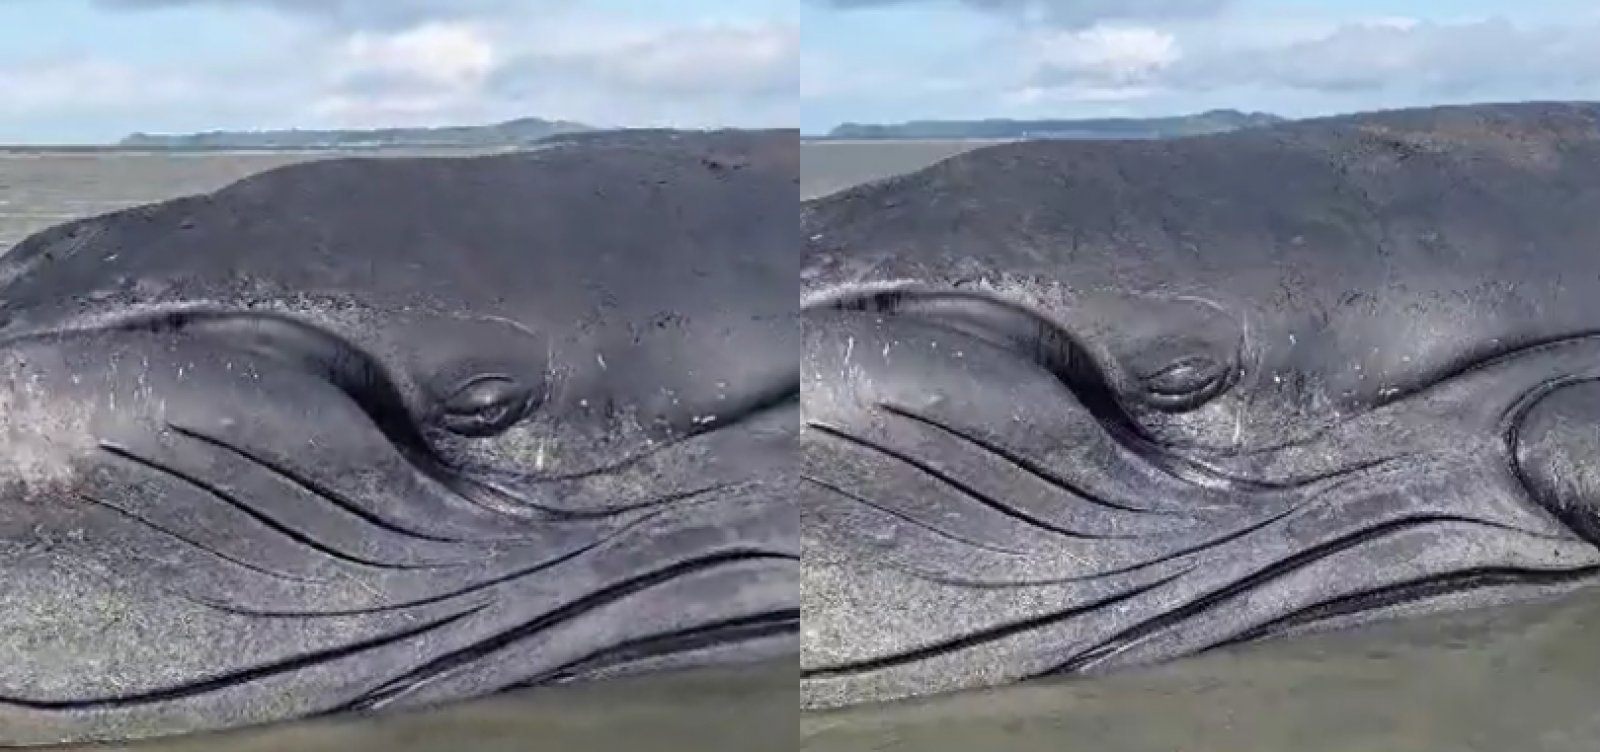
[438,375,535,437]
[1136,354,1232,412]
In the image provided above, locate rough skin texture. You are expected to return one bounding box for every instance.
[801,102,1600,708]
[0,130,799,745]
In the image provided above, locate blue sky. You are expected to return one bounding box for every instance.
[4,1,1600,141]
[0,0,797,143]
[803,0,1600,133]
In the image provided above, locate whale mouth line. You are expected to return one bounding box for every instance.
[0,604,492,712]
[1213,565,1600,651]
[806,421,1134,542]
[1040,511,1588,675]
[86,424,778,618]
[1050,564,1600,678]
[339,549,799,711]
[872,402,1184,516]
[798,475,1036,557]
[802,520,1593,683]
[164,423,475,544]
[97,441,461,572]
[800,571,1189,680]
[161,509,672,619]
[524,609,801,686]
[0,551,796,714]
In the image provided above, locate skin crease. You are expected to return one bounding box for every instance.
[799,102,1600,709]
[0,130,799,745]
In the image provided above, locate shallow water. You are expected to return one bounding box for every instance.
[0,142,946,252]
[0,148,510,253]
[799,140,996,199]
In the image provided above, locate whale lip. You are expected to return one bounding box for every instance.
[335,550,800,712]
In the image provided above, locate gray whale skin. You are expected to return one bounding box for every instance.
[0,131,798,745]
[801,102,1600,708]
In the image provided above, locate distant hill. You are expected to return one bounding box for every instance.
[820,109,1287,141]
[538,127,798,149]
[117,117,595,150]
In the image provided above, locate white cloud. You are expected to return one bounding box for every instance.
[337,21,498,89]
[484,20,798,127]
[978,13,1600,114]
[589,23,797,97]
[1027,24,1180,86]
[304,20,799,129]
[1169,16,1600,94]
[0,3,795,140]
[815,0,1228,28]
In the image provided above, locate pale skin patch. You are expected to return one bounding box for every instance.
[0,351,95,497]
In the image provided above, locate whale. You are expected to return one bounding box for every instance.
[799,102,1600,708]
[0,130,798,744]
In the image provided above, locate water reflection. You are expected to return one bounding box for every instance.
[62,662,795,752]
[803,589,1600,751]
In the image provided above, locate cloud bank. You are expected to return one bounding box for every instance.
[0,0,796,141]
[803,0,1600,130]
[814,0,1228,28]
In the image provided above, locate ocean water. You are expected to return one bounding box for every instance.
[799,139,995,200]
[0,148,516,254]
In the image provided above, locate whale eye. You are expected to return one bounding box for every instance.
[438,375,534,437]
[1137,355,1231,412]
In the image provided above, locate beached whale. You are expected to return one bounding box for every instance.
[800,102,1600,707]
[0,130,798,744]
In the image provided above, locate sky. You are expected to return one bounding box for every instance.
[803,0,1600,133]
[0,0,798,143]
[4,1,1600,142]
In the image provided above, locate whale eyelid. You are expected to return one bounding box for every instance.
[443,373,519,405]
[438,374,535,437]
[1131,352,1236,414]
[1139,355,1224,395]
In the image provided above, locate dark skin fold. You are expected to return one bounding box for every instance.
[800,102,1600,708]
[0,130,798,745]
